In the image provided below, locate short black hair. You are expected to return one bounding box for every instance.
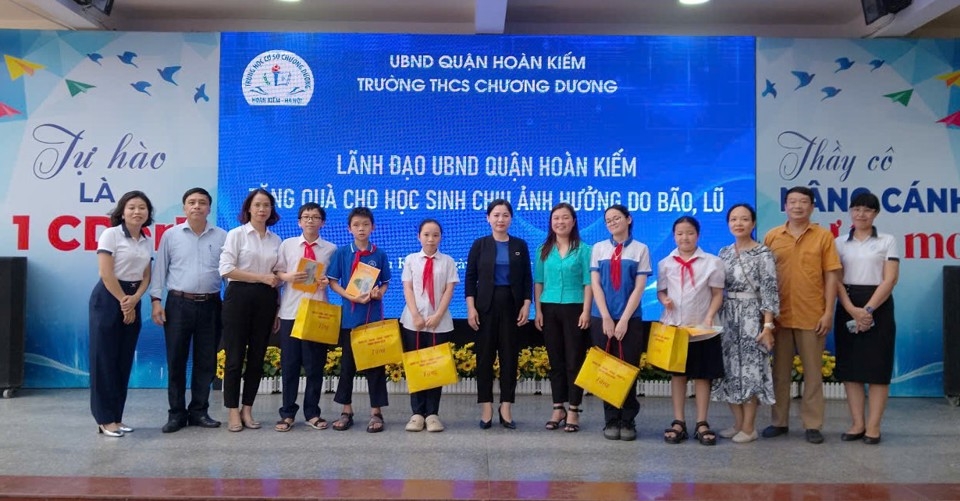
[785,186,815,204]
[238,188,280,226]
[348,206,375,225]
[182,187,212,205]
[850,191,880,212]
[298,202,325,221]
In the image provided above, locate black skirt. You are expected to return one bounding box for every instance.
[673,335,724,380]
[834,284,896,384]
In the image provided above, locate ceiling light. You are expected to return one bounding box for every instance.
[679,0,710,5]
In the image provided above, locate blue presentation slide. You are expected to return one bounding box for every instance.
[219,34,756,319]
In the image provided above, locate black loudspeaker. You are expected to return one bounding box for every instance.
[943,266,960,404]
[862,0,912,25]
[0,257,26,397]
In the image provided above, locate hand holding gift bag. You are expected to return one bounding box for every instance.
[575,339,640,409]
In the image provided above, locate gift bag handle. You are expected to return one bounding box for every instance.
[604,338,625,360]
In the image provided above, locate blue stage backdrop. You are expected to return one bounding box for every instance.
[218,34,757,321]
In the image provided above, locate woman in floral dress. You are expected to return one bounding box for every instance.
[711,203,779,443]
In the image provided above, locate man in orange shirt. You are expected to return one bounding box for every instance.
[762,186,841,444]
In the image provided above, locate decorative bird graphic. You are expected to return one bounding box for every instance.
[157,66,181,85]
[791,71,815,90]
[131,81,152,95]
[834,57,855,73]
[821,87,841,101]
[86,53,103,65]
[118,51,139,68]
[761,79,777,98]
[869,59,885,71]
[193,83,209,103]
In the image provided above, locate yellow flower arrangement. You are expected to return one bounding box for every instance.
[325,347,342,377]
[452,342,477,378]
[384,361,406,383]
[216,346,282,379]
[791,350,837,383]
[517,346,550,380]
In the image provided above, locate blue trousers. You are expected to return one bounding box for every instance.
[334,327,388,408]
[278,319,328,421]
[89,279,141,425]
[401,327,449,416]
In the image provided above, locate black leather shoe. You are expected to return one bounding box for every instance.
[805,429,825,444]
[841,431,866,441]
[162,418,187,433]
[761,425,789,438]
[862,434,882,445]
[188,414,222,428]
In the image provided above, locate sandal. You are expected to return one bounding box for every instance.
[332,412,354,431]
[306,417,328,430]
[274,418,294,432]
[695,421,717,446]
[563,406,581,433]
[664,420,688,444]
[545,404,567,430]
[366,413,384,433]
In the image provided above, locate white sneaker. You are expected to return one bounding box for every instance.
[405,414,425,432]
[732,430,759,443]
[425,414,445,432]
[718,427,739,439]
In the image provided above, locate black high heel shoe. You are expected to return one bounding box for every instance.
[479,419,492,429]
[498,405,516,429]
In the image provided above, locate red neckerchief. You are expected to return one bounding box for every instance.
[673,255,698,289]
[422,254,435,310]
[610,242,623,291]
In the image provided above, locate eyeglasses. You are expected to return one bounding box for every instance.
[851,207,876,215]
[299,216,322,222]
[604,216,624,225]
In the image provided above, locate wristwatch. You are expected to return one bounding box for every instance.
[150,297,161,303]
[864,306,874,314]
[763,322,776,331]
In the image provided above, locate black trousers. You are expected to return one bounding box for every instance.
[401,327,450,416]
[278,318,328,421]
[164,293,221,421]
[542,302,589,406]
[476,286,520,403]
[221,282,277,408]
[89,279,141,425]
[590,316,645,426]
[335,327,389,408]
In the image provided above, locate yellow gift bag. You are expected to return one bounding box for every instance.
[574,340,640,409]
[403,336,458,393]
[290,298,341,345]
[646,322,689,373]
[350,319,403,371]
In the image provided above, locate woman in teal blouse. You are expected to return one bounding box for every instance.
[534,203,592,432]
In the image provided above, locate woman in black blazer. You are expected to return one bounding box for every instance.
[466,199,532,429]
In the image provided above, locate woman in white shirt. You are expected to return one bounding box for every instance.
[400,219,459,432]
[89,190,154,437]
[834,192,899,445]
[218,188,282,432]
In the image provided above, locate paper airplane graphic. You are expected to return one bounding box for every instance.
[4,55,45,80]
[0,102,22,118]
[936,110,960,127]
[66,79,95,96]
[883,89,913,106]
[935,70,960,87]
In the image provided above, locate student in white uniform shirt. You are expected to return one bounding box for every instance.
[89,190,154,437]
[274,203,336,432]
[400,219,459,433]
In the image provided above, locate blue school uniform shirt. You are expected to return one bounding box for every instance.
[327,242,391,329]
[590,237,652,320]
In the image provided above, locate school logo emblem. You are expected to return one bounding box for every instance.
[241,50,314,106]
